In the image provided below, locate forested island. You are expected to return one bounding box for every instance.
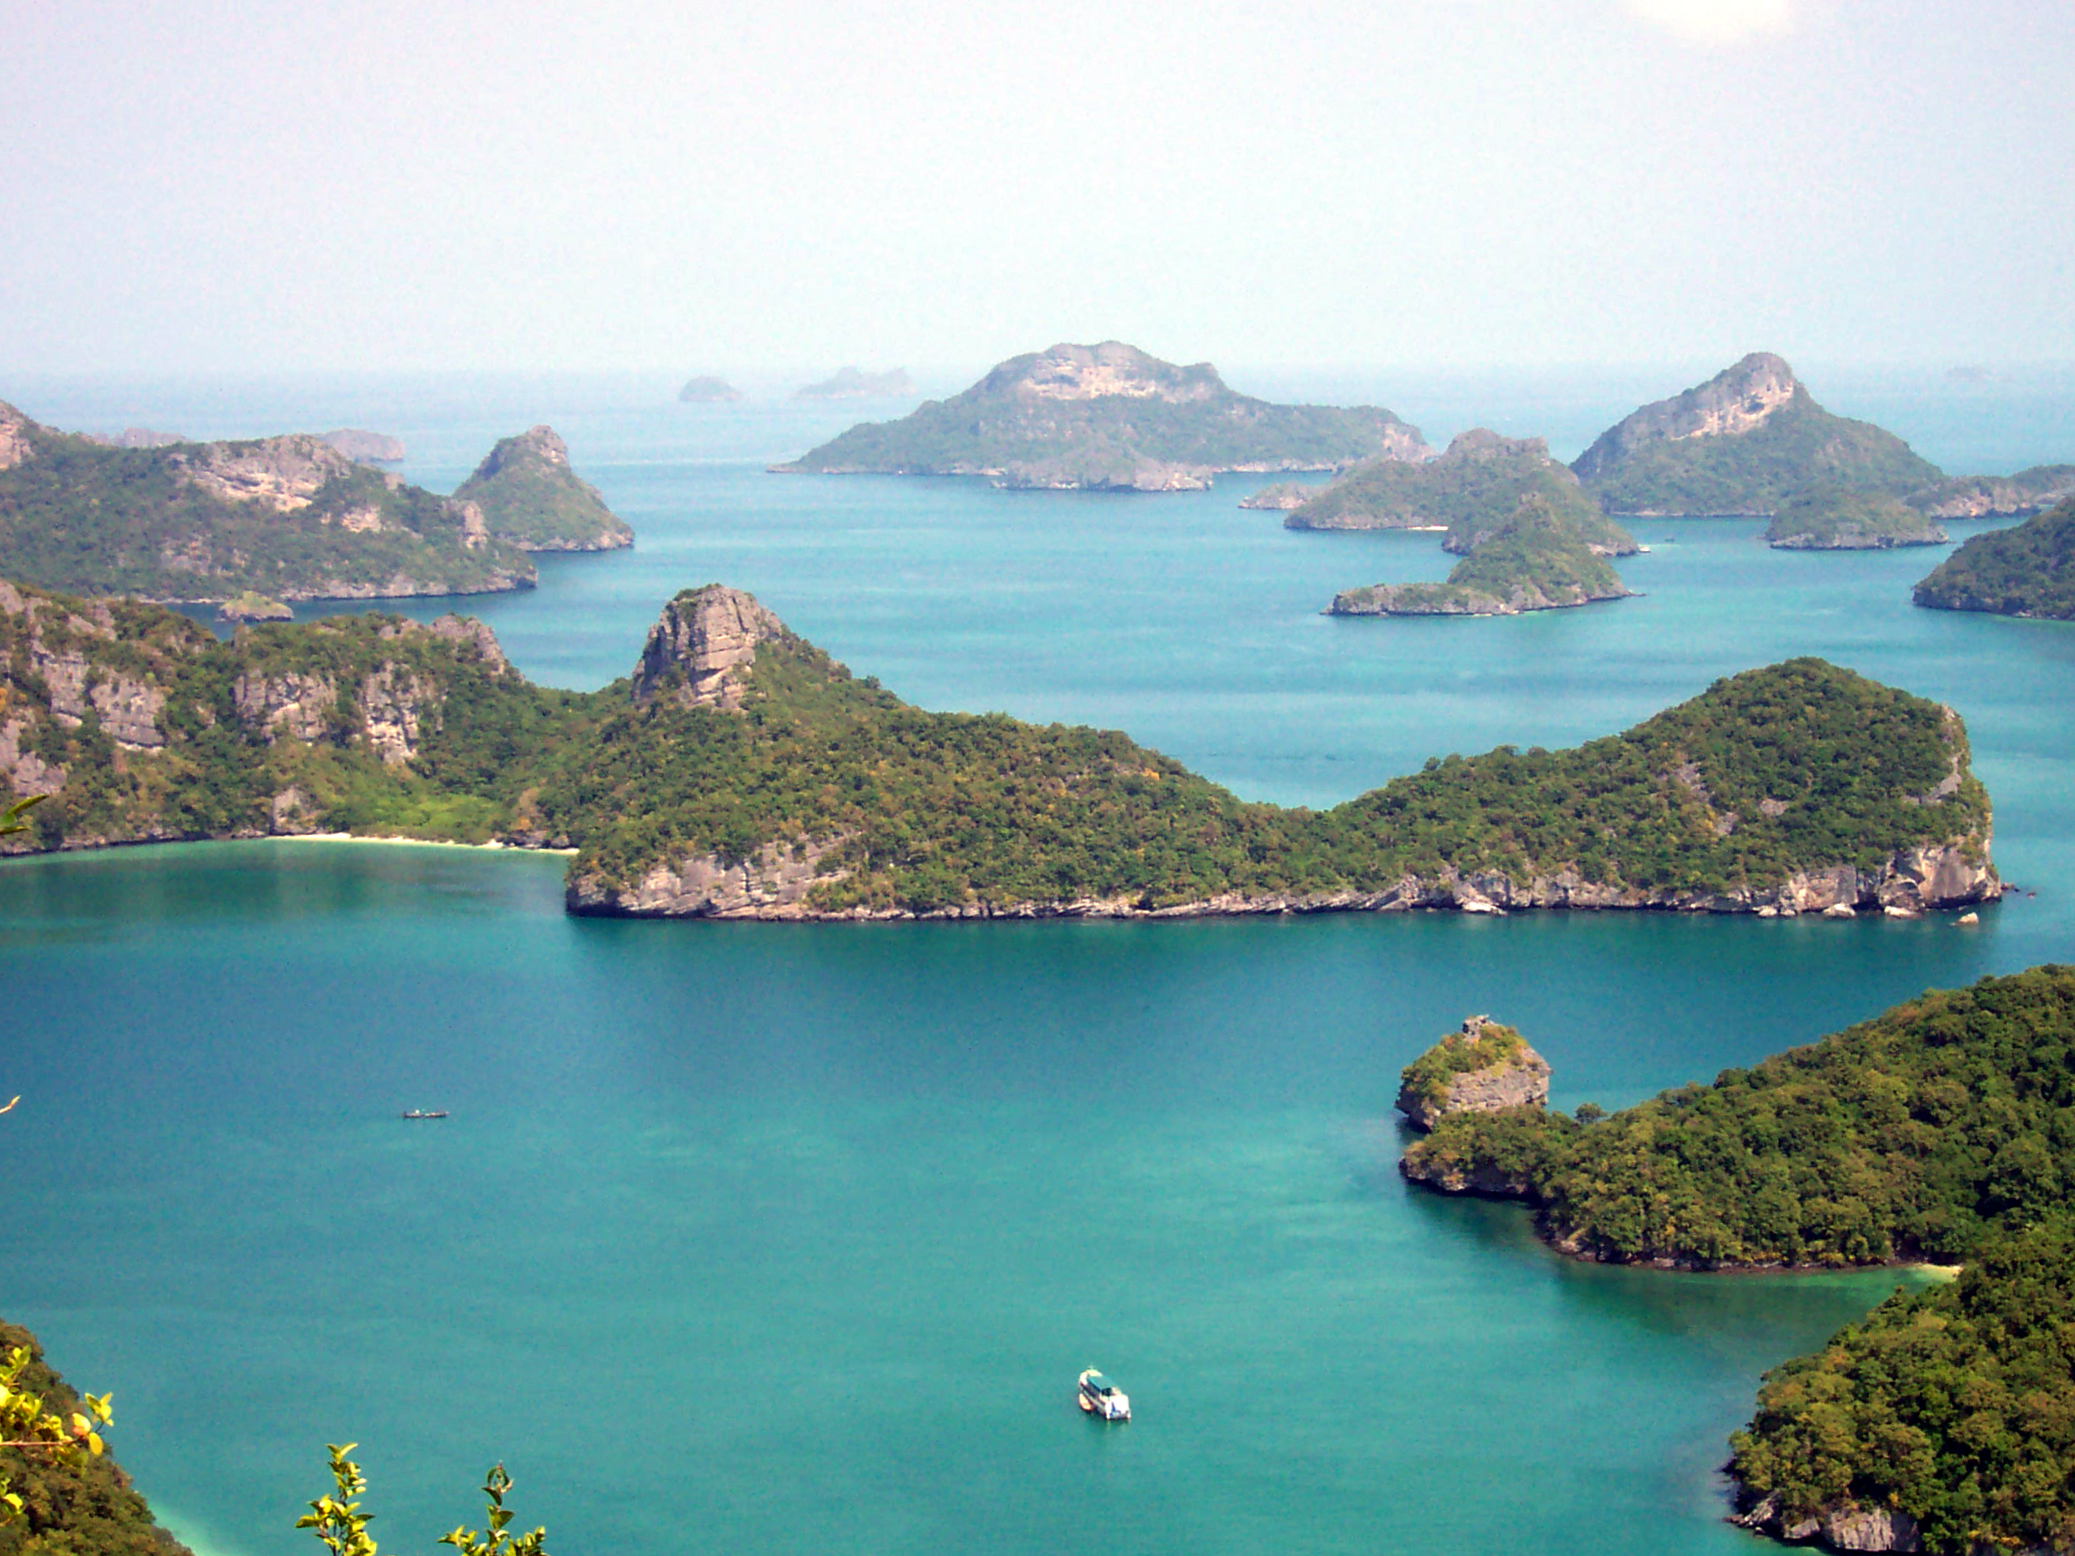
[771,342,1432,491]
[1572,354,1942,516]
[1913,498,2075,619]
[451,425,634,552]
[1327,491,1635,617]
[1396,966,2075,1556]
[0,399,536,604]
[1906,465,2075,520]
[1764,489,1948,550]
[0,576,1996,919]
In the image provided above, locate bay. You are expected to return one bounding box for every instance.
[3,364,2073,1555]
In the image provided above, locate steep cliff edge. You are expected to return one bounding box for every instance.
[1395,1016,1552,1131]
[771,342,1430,491]
[0,398,536,603]
[451,426,633,552]
[1573,355,1942,516]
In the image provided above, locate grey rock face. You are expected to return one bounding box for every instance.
[567,837,850,916]
[1395,1016,1553,1131]
[233,672,340,742]
[1573,352,1803,480]
[630,585,789,710]
[0,400,33,472]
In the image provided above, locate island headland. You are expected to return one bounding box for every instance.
[1327,490,1637,617]
[771,341,1433,492]
[1913,497,2075,619]
[451,425,634,552]
[1572,353,1943,517]
[0,397,536,605]
[1395,966,2075,1556]
[1764,488,1949,550]
[0,576,1996,920]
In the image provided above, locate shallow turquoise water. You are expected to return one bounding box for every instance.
[3,368,2073,1555]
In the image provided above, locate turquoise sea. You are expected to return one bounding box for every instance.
[4,365,2074,1555]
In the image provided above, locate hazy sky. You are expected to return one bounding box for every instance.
[5,0,2072,375]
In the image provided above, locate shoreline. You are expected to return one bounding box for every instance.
[275,833,579,855]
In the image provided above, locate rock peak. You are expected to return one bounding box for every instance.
[1572,352,1808,482]
[0,399,34,472]
[984,341,1227,404]
[472,426,570,481]
[631,585,790,710]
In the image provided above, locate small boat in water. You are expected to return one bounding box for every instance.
[400,1109,450,1120]
[1078,1368,1130,1421]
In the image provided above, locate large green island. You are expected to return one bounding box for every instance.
[771,341,1432,491]
[1396,966,2075,1556]
[1572,354,1942,517]
[1327,491,1636,617]
[0,576,1996,919]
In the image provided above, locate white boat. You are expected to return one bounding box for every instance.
[1078,1368,1130,1421]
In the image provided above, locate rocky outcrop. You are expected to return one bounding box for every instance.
[233,672,339,742]
[1238,482,1315,510]
[173,435,365,512]
[217,592,293,624]
[321,429,406,463]
[422,613,513,676]
[1396,1016,1552,1131]
[358,666,429,764]
[0,400,33,471]
[630,584,790,710]
[567,836,851,916]
[1732,1494,1923,1553]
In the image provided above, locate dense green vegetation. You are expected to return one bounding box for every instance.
[1397,1021,1528,1116]
[776,342,1424,488]
[1405,967,2075,1267]
[1730,1222,2075,1554]
[1765,488,1948,550]
[0,406,533,602]
[0,579,1992,916]
[1328,494,1632,617]
[1906,464,2075,520]
[1285,430,1635,556]
[451,428,632,551]
[0,1323,188,1556]
[1914,498,2075,619]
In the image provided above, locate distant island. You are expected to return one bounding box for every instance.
[771,341,1432,492]
[1764,488,1948,550]
[1397,966,2075,1556]
[82,427,186,449]
[451,425,633,552]
[1906,464,2075,520]
[1572,353,1942,516]
[320,429,406,463]
[1913,497,2075,618]
[1327,491,1636,618]
[794,366,915,400]
[0,398,535,604]
[677,376,743,404]
[0,576,1995,920]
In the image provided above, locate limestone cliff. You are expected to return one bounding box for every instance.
[629,584,791,710]
[1395,1016,1552,1131]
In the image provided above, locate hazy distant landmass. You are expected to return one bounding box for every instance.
[0,578,1995,925]
[1764,489,1948,550]
[794,366,915,400]
[773,341,1432,492]
[451,425,633,553]
[1328,492,1635,617]
[321,428,406,463]
[1906,465,2075,520]
[1573,353,1942,516]
[83,427,186,449]
[677,376,744,403]
[1913,498,2075,619]
[0,397,535,604]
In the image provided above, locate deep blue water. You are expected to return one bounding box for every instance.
[2,366,2072,1556]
